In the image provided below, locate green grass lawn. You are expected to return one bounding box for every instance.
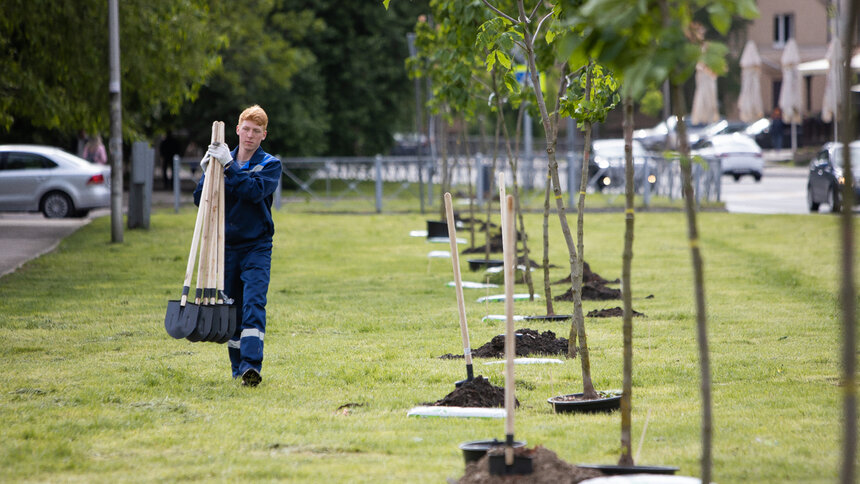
[0,204,856,483]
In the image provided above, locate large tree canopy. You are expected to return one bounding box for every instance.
[0,0,222,143]
[279,0,429,156]
[2,0,428,157]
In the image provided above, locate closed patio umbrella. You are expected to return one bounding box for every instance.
[737,40,764,123]
[821,37,842,141]
[778,38,802,157]
[690,62,720,125]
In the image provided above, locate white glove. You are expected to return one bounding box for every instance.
[207,142,233,169]
[199,153,211,172]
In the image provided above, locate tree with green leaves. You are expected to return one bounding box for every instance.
[174,1,328,158]
[566,0,757,478]
[0,0,222,143]
[476,0,620,402]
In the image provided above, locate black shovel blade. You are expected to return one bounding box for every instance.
[213,304,231,343]
[204,304,224,342]
[188,305,214,342]
[164,300,199,339]
[488,453,533,475]
[218,304,238,344]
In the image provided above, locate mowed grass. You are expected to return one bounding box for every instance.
[0,205,856,483]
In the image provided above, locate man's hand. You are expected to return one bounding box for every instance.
[199,153,211,172]
[207,142,233,169]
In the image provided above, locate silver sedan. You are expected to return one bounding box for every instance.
[0,145,111,218]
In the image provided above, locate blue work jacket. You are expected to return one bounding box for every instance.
[194,146,281,247]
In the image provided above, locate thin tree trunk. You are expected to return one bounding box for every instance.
[439,113,450,220]
[541,63,569,316]
[839,3,857,483]
[542,166,555,315]
[461,118,477,250]
[517,0,595,397]
[575,116,595,397]
[672,82,712,484]
[498,100,535,297]
[485,69,503,264]
[619,97,635,466]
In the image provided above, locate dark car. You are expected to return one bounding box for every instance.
[0,145,111,218]
[807,141,860,213]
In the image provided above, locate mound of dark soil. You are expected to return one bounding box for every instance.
[461,234,503,254]
[457,445,604,484]
[552,262,620,286]
[430,376,516,408]
[587,307,645,318]
[440,328,571,359]
[554,282,622,302]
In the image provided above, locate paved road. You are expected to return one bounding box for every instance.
[0,209,109,278]
[720,163,860,215]
[720,164,809,214]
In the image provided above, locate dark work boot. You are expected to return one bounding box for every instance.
[241,368,262,387]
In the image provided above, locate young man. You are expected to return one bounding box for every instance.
[194,105,281,387]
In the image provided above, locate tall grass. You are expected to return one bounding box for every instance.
[0,207,855,483]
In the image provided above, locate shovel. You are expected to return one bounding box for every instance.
[164,135,216,339]
[488,192,533,476]
[163,177,206,339]
[187,122,222,341]
[202,166,224,342]
[444,192,474,388]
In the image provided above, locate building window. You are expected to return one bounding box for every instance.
[773,13,794,47]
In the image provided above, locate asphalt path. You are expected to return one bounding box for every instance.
[0,208,110,278]
[720,163,860,215]
[720,164,809,214]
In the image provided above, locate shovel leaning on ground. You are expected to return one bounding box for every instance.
[164,121,235,343]
[487,187,533,476]
[444,192,475,388]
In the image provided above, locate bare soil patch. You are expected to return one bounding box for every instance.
[456,445,604,483]
[439,329,571,359]
[429,376,516,408]
[587,307,644,318]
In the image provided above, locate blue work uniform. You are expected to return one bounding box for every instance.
[194,146,281,378]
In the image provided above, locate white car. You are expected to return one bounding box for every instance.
[0,145,111,218]
[591,138,659,192]
[691,133,763,182]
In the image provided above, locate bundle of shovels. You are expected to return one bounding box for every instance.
[164,121,236,343]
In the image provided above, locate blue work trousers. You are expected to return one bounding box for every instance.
[224,241,272,378]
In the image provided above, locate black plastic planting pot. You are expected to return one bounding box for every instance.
[577,464,680,475]
[548,393,622,414]
[467,259,504,271]
[427,220,448,238]
[459,439,526,464]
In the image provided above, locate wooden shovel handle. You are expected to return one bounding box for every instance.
[444,193,472,366]
[180,185,206,305]
[194,121,223,304]
[502,192,516,440]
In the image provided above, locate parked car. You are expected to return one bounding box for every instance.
[807,141,860,213]
[0,145,111,218]
[691,133,763,182]
[633,115,719,151]
[590,138,659,192]
[391,132,429,156]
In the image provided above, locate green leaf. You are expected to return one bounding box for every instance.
[496,51,512,70]
[707,4,731,35]
[485,51,496,71]
[382,0,391,10]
